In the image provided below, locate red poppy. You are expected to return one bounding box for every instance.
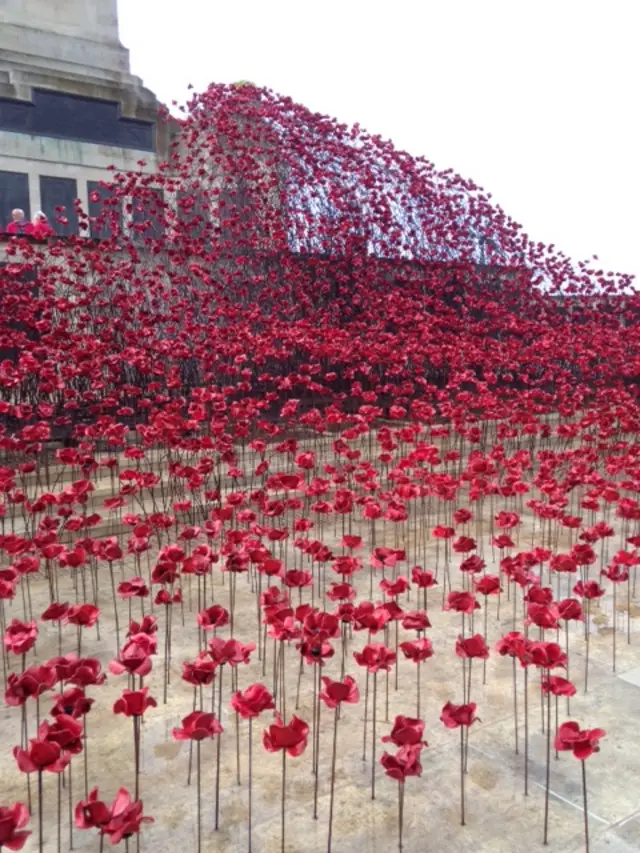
[382,715,427,747]
[554,722,606,760]
[263,714,309,756]
[3,619,38,655]
[230,683,276,719]
[197,604,230,631]
[172,711,223,740]
[445,591,480,614]
[353,642,397,672]
[67,657,106,688]
[117,578,149,599]
[41,602,70,622]
[318,675,360,708]
[109,642,152,677]
[326,581,356,601]
[401,610,431,632]
[4,666,56,706]
[127,615,158,637]
[455,634,489,660]
[208,637,255,666]
[13,729,70,774]
[400,638,434,663]
[66,604,100,628]
[182,655,217,686]
[410,567,437,588]
[528,641,567,669]
[474,575,502,596]
[557,598,584,622]
[42,715,84,754]
[102,788,154,844]
[573,581,605,600]
[113,688,157,717]
[74,788,111,830]
[0,802,31,850]
[380,576,409,597]
[51,687,94,718]
[541,676,576,697]
[495,631,526,658]
[526,602,560,630]
[440,702,479,728]
[380,743,425,782]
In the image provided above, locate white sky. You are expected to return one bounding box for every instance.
[118,0,639,281]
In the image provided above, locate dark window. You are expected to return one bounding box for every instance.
[39,176,78,236]
[88,181,122,239]
[0,89,154,151]
[0,171,30,230]
[132,189,165,240]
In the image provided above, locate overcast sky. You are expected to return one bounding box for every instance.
[118,0,639,282]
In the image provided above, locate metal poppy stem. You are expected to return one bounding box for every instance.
[524,667,529,796]
[398,780,405,850]
[57,771,61,853]
[327,706,339,853]
[196,738,202,853]
[512,657,519,754]
[371,671,377,800]
[38,770,43,853]
[362,668,369,762]
[248,718,253,853]
[133,714,141,801]
[582,760,590,853]
[460,725,465,826]
[214,665,223,830]
[543,675,551,844]
[281,749,286,853]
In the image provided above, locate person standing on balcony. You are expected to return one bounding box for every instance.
[31,211,55,239]
[5,209,34,235]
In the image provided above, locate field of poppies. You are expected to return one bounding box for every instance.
[1,84,639,852]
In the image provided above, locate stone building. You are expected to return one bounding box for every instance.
[0,0,172,234]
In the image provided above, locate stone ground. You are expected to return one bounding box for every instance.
[1,437,640,853]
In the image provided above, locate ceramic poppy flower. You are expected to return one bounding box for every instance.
[263,714,309,756]
[102,788,154,844]
[66,604,100,628]
[380,743,424,782]
[13,730,70,774]
[554,722,606,759]
[41,602,70,622]
[440,702,479,729]
[42,715,84,754]
[113,688,157,718]
[197,604,230,631]
[318,675,360,708]
[455,634,489,659]
[67,657,106,688]
[182,655,217,686]
[74,787,111,830]
[208,637,255,666]
[231,683,275,719]
[109,642,153,677]
[172,711,223,740]
[4,666,56,706]
[0,802,31,850]
[410,567,437,588]
[3,619,38,655]
[51,687,94,718]
[401,610,431,632]
[541,676,576,697]
[400,638,434,662]
[353,642,396,672]
[474,575,502,596]
[382,716,427,747]
[445,591,480,613]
